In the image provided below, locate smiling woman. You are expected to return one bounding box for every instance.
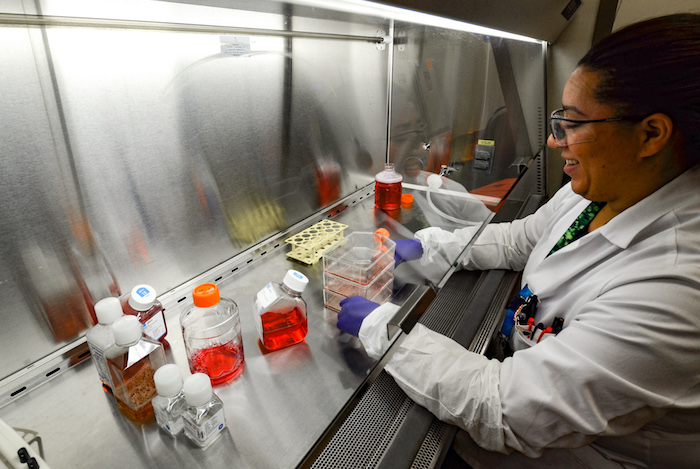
[336,13,700,469]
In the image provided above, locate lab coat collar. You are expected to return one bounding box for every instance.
[595,165,700,249]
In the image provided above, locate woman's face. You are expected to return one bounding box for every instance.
[547,67,641,203]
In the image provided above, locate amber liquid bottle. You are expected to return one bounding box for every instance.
[106,316,166,422]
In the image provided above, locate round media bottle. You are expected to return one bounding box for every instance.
[182,373,226,448]
[180,284,244,385]
[86,297,123,393]
[374,163,403,211]
[106,315,166,422]
[152,364,186,437]
[120,284,168,344]
[254,270,309,351]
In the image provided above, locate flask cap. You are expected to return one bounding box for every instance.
[112,316,143,346]
[183,373,213,406]
[193,283,220,307]
[283,270,308,293]
[128,284,157,311]
[94,297,123,325]
[154,364,183,397]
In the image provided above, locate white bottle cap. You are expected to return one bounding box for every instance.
[283,270,308,293]
[183,373,213,407]
[154,364,183,397]
[94,297,123,325]
[128,284,157,311]
[112,316,143,346]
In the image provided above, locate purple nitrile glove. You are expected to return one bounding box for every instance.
[337,296,380,337]
[393,238,423,266]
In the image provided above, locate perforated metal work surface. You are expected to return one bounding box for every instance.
[310,372,412,469]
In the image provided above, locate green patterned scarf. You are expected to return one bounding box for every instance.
[548,202,606,256]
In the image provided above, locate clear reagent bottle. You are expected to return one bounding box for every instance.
[254,270,309,351]
[86,297,124,394]
[152,364,186,437]
[121,284,168,344]
[374,163,403,211]
[106,315,166,422]
[182,373,227,448]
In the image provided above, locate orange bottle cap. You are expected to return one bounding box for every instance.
[193,283,220,307]
[374,228,390,243]
[401,194,414,206]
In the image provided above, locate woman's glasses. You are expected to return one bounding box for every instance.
[549,108,643,147]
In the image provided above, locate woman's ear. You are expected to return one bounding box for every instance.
[638,113,674,158]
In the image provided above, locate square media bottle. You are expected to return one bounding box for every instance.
[106,315,166,422]
[254,270,309,351]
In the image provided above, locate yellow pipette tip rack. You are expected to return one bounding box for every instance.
[285,220,348,265]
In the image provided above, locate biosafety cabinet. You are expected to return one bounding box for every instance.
[0,0,559,467]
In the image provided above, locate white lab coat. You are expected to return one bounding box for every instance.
[359,165,700,467]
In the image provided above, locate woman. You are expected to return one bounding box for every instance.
[337,14,700,468]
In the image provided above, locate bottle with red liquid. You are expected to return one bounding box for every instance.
[106,315,166,422]
[374,163,403,211]
[180,283,244,385]
[120,284,168,345]
[254,270,309,351]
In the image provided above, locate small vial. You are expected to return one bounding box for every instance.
[182,373,226,448]
[374,163,403,211]
[106,315,166,422]
[152,364,186,437]
[254,270,309,351]
[86,297,123,393]
[121,284,168,344]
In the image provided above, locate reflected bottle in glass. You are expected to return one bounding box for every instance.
[374,163,403,211]
[180,284,244,385]
[106,316,166,422]
[254,270,309,351]
[86,297,123,394]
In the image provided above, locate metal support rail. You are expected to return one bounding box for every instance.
[0,13,387,43]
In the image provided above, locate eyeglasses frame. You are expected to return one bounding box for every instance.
[549,108,646,144]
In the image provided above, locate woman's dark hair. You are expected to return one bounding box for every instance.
[578,13,700,166]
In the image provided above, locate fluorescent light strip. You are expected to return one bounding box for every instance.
[291,0,543,44]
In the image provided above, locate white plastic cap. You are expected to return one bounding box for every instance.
[112,316,143,346]
[183,373,213,407]
[94,297,123,325]
[427,173,443,189]
[154,364,183,397]
[128,284,157,311]
[283,270,308,293]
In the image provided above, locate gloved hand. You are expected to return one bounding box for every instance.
[394,238,423,266]
[337,296,380,337]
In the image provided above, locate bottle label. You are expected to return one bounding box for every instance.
[143,312,166,341]
[184,408,226,444]
[255,284,277,311]
[255,284,279,340]
[87,342,113,388]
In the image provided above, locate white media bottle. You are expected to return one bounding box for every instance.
[152,364,186,437]
[182,373,226,448]
[86,297,123,393]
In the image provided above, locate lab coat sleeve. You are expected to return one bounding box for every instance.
[358,302,401,360]
[384,325,508,453]
[358,309,508,452]
[415,186,570,271]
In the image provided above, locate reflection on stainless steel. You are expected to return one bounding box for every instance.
[0,1,387,381]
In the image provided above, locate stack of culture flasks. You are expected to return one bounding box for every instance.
[322,232,395,311]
